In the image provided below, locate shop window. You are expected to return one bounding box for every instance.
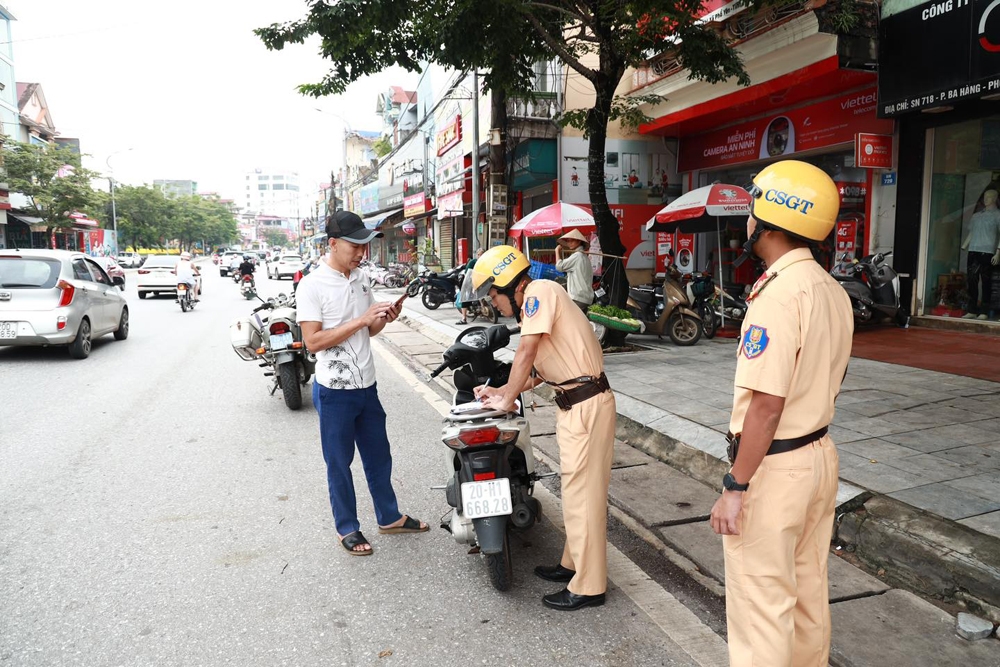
[923,116,1000,320]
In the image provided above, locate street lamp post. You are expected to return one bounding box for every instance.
[106,149,133,252]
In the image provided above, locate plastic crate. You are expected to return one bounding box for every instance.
[528,260,566,281]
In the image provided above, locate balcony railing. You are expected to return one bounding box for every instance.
[507,92,560,120]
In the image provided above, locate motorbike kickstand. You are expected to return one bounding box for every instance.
[268,380,279,396]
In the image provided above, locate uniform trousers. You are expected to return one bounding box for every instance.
[313,382,402,537]
[723,435,839,667]
[556,390,616,596]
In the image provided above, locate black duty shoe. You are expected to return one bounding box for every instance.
[542,588,606,611]
[534,564,576,583]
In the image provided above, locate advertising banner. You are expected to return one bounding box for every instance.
[85,229,118,258]
[835,219,858,257]
[879,0,1000,116]
[404,192,430,218]
[679,87,893,172]
[359,183,379,214]
[855,133,894,169]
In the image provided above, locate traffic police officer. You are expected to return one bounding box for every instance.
[464,245,615,611]
[709,161,853,666]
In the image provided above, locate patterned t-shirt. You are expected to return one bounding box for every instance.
[295,261,376,390]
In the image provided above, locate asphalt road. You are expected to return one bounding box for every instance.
[0,266,711,667]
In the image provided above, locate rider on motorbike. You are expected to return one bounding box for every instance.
[239,255,256,281]
[174,251,200,301]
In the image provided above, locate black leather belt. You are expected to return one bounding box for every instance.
[553,373,611,411]
[726,426,828,465]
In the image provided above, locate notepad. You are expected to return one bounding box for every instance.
[450,399,520,415]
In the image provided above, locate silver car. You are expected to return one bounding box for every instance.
[0,249,129,359]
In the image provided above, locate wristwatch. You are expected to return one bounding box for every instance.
[723,472,749,492]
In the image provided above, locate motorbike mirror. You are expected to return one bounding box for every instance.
[486,324,511,349]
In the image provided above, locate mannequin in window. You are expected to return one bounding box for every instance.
[961,187,1000,320]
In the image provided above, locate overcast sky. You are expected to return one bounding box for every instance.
[8,0,417,203]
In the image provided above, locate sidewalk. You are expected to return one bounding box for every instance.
[376,290,1000,664]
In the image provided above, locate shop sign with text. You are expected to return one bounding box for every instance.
[404,192,430,218]
[679,88,894,172]
[436,115,462,156]
[879,0,1000,116]
[855,133,894,169]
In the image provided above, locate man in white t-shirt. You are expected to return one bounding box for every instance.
[174,251,200,301]
[297,211,429,556]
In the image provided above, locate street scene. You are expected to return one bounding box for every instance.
[3,0,1000,666]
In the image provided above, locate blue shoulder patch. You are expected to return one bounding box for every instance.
[524,296,540,318]
[741,325,769,359]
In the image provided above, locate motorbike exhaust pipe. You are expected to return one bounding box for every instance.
[511,503,534,529]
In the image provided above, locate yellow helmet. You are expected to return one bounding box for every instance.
[748,160,840,242]
[459,245,530,303]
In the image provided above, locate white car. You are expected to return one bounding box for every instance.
[117,252,143,269]
[136,256,202,299]
[268,254,304,280]
[219,251,243,276]
[0,249,128,359]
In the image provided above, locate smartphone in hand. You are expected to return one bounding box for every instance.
[393,293,408,309]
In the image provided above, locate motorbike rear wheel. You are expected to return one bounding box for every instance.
[278,361,303,410]
[667,312,702,346]
[484,527,513,592]
[699,302,717,339]
[422,289,445,310]
[180,294,189,312]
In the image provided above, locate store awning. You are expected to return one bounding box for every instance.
[510,139,557,191]
[362,208,403,230]
[9,213,46,231]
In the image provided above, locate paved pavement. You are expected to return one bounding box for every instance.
[0,266,722,667]
[379,286,1000,664]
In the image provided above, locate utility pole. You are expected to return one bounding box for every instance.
[471,71,481,254]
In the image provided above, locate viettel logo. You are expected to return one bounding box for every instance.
[719,188,738,199]
[982,0,1000,52]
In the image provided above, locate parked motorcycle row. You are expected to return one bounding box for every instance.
[407,263,499,324]
[360,259,414,289]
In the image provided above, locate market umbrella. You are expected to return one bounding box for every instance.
[646,184,752,328]
[508,201,595,237]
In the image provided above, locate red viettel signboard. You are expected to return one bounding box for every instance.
[436,114,462,156]
[855,133,894,169]
[679,87,894,172]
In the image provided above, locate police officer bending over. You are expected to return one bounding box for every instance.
[464,245,615,612]
[710,160,853,667]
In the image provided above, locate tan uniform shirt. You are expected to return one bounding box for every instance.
[518,279,603,384]
[729,248,854,439]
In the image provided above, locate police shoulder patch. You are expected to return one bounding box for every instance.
[524,296,540,318]
[741,325,769,359]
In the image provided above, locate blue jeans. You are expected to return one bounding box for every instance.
[313,382,402,537]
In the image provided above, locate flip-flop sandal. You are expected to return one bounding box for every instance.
[339,530,373,556]
[378,515,429,535]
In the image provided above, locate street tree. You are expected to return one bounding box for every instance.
[111,185,174,251]
[4,140,104,247]
[261,228,289,250]
[257,0,748,310]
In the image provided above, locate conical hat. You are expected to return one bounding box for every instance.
[558,229,590,250]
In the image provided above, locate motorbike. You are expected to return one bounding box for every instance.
[626,267,702,346]
[176,281,196,312]
[832,251,910,328]
[240,274,257,300]
[421,265,466,310]
[429,324,546,591]
[229,293,317,410]
[681,272,718,339]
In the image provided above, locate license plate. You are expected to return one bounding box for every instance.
[270,332,294,350]
[461,479,512,519]
[0,321,16,339]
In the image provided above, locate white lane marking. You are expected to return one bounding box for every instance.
[373,339,731,667]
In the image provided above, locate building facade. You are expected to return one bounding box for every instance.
[0,5,16,248]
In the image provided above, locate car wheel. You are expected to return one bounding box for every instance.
[113,307,129,340]
[69,318,92,359]
[138,291,147,300]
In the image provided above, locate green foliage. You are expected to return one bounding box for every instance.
[372,136,392,158]
[4,140,103,239]
[560,94,666,138]
[826,0,861,32]
[112,186,238,251]
[262,228,289,249]
[587,304,636,320]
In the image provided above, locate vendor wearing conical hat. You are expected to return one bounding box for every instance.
[555,229,594,312]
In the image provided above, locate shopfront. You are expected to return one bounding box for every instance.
[879,0,1000,325]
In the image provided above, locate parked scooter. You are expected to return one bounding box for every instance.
[421,265,467,310]
[626,266,702,346]
[832,251,910,328]
[682,272,718,338]
[229,293,317,410]
[429,324,546,591]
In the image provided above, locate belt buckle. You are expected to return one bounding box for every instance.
[555,392,572,411]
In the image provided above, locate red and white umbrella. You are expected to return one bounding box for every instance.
[646,184,751,233]
[508,201,595,238]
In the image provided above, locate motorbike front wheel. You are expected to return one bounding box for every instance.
[179,294,189,312]
[699,302,717,339]
[422,289,445,310]
[278,362,303,410]
[667,312,702,346]
[484,527,513,592]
